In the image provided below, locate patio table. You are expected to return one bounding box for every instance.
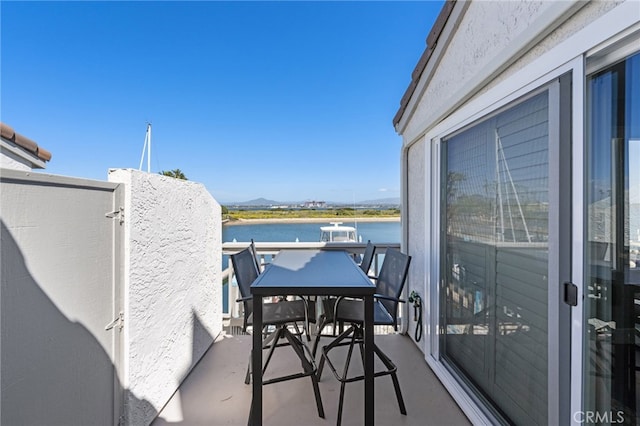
[249,249,376,425]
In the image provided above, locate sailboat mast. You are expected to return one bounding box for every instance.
[147,123,151,173]
[138,123,152,173]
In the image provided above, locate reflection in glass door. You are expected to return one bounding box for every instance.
[440,89,553,424]
[585,51,639,425]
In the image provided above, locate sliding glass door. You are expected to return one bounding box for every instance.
[584,51,639,425]
[440,89,550,424]
[439,79,570,424]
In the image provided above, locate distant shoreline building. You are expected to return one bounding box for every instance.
[302,200,326,209]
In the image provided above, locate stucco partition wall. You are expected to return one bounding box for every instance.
[108,169,222,425]
[406,139,426,350]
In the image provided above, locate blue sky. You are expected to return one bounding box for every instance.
[1,1,443,203]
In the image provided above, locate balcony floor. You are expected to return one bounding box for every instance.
[153,333,470,426]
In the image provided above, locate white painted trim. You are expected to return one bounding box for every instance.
[401,146,410,334]
[547,79,562,425]
[425,354,493,425]
[429,137,441,361]
[586,23,640,74]
[422,134,431,356]
[0,167,119,190]
[570,54,586,426]
[402,0,640,147]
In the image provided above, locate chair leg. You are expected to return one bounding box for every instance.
[322,323,407,421]
[317,325,355,380]
[336,330,358,426]
[246,327,281,384]
[355,327,366,367]
[292,321,310,341]
[312,315,327,358]
[310,372,325,419]
[245,353,251,385]
[262,327,284,375]
[282,328,325,418]
[261,326,279,348]
[337,380,347,426]
[373,343,407,415]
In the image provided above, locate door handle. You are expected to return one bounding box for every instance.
[563,282,578,306]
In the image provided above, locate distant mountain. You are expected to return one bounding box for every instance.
[229,198,282,206]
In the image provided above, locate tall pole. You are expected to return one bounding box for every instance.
[147,123,151,173]
[138,123,152,172]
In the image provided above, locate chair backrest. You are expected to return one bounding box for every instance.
[359,240,376,274]
[250,239,262,272]
[230,246,260,320]
[376,248,411,327]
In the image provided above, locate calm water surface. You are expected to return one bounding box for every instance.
[221,220,400,312]
[222,221,400,243]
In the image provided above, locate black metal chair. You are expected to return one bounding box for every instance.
[249,238,271,273]
[312,240,377,356]
[317,248,411,426]
[230,246,324,418]
[250,238,318,342]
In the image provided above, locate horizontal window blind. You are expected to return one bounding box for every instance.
[441,91,550,425]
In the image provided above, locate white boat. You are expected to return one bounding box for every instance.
[320,222,359,242]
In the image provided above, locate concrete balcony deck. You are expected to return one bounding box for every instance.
[153,333,470,426]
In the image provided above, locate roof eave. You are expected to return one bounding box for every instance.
[393,0,458,130]
[0,137,47,169]
[0,122,52,164]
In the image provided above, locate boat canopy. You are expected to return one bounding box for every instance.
[320,222,357,242]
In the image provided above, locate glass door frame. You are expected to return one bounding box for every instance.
[570,55,586,426]
[427,59,581,424]
[578,34,640,425]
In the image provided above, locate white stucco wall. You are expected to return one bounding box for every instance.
[406,139,426,349]
[400,1,624,143]
[108,169,222,425]
[469,0,623,105]
[402,1,552,140]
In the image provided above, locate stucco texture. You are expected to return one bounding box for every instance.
[109,169,222,425]
[406,139,426,349]
[470,0,623,102]
[404,1,549,140]
[403,1,624,141]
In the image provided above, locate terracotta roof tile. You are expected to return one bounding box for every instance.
[0,122,52,163]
